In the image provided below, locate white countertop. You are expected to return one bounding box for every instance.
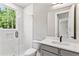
[33,37,79,53]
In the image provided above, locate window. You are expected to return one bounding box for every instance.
[0,4,16,29]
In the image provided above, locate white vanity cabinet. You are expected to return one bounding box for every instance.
[40,44,79,56]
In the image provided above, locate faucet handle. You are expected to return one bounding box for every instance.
[60,36,62,42]
[60,35,62,39]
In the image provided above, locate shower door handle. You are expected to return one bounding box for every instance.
[15,31,18,38]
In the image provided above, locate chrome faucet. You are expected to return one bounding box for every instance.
[60,36,62,42]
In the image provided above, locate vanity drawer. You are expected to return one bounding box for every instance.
[41,49,57,56]
[40,44,59,54]
[61,49,79,56]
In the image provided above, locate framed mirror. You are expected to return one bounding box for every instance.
[55,4,76,39]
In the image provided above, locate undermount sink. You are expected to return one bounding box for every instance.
[51,41,70,46]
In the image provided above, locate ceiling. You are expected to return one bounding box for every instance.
[14,3,31,8]
[14,3,56,8]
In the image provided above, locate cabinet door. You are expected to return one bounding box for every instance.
[41,44,58,54]
[41,49,57,56]
[61,49,79,56]
[68,5,75,38]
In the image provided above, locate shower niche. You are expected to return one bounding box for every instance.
[55,4,76,39]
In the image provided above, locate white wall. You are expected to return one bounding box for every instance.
[23,4,33,55]
[47,11,55,36]
[0,3,23,56]
[33,3,51,41]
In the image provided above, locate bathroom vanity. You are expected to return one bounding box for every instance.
[33,37,79,56]
[40,44,79,56]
